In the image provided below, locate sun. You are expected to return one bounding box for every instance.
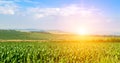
[77,27,88,35]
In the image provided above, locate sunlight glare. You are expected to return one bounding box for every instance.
[77,27,88,35]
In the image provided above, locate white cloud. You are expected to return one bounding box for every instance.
[0,0,38,16]
[0,1,18,15]
[59,5,80,16]
[26,7,61,19]
[26,5,103,19]
[27,5,77,18]
[0,0,104,21]
[34,14,45,18]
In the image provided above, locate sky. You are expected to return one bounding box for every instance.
[0,0,120,34]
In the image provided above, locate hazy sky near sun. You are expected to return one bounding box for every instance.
[0,0,120,33]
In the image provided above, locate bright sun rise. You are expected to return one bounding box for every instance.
[77,28,88,35]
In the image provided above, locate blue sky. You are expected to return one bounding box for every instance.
[0,0,120,34]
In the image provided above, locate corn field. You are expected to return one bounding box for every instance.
[0,41,120,63]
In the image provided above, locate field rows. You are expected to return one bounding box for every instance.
[0,41,120,63]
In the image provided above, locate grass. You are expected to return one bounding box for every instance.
[1,30,120,42]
